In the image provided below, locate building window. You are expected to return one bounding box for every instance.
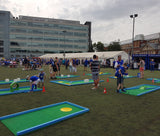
[0,47,3,52]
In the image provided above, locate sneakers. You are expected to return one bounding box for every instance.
[117,90,119,93]
[91,87,97,90]
[121,89,126,92]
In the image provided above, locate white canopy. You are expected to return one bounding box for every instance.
[39,51,129,62]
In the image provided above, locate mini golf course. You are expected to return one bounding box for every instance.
[0,86,42,96]
[121,84,160,96]
[0,101,89,136]
[86,72,111,76]
[109,75,137,79]
[56,75,79,79]
[0,79,29,85]
[50,79,104,86]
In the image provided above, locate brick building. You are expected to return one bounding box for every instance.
[120,33,160,55]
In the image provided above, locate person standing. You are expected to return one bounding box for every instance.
[115,63,127,93]
[55,57,61,76]
[91,55,100,90]
[139,58,145,78]
[114,55,124,69]
[72,58,77,74]
[38,69,46,87]
[65,59,69,70]
[84,58,88,71]
[69,59,73,73]
[51,59,58,79]
[150,59,155,72]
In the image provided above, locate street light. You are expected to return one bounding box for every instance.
[130,14,138,59]
[62,30,66,59]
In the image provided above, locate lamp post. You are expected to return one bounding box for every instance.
[130,14,138,60]
[62,30,66,59]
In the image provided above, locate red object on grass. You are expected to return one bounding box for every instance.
[42,86,45,92]
[104,88,107,94]
[107,78,109,82]
[152,79,154,83]
[83,73,85,76]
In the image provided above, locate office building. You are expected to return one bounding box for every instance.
[0,10,91,58]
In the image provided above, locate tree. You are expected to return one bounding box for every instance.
[88,44,94,52]
[92,41,106,51]
[107,42,121,51]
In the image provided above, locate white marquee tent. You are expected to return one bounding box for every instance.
[40,51,129,63]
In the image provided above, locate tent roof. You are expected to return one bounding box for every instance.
[40,51,128,61]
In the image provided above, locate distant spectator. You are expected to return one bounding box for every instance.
[84,58,88,71]
[91,55,100,90]
[150,59,155,72]
[139,58,145,78]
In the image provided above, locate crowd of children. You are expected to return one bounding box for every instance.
[1,55,157,93]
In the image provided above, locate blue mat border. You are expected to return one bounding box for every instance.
[0,79,29,85]
[146,78,160,82]
[56,75,79,79]
[0,101,89,136]
[109,76,137,79]
[50,79,104,86]
[86,73,112,76]
[146,78,160,81]
[0,86,42,96]
[123,84,160,96]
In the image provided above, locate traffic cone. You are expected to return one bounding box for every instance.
[42,86,45,92]
[83,73,85,76]
[104,88,107,94]
[107,78,109,82]
[152,79,154,83]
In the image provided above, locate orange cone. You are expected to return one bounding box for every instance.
[107,78,109,82]
[152,79,154,83]
[104,88,107,94]
[83,73,85,76]
[42,86,45,92]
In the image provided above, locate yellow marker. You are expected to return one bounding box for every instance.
[65,83,71,85]
[99,72,103,74]
[60,107,72,112]
[58,81,63,83]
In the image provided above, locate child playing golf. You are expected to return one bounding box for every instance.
[26,75,40,92]
[115,63,127,93]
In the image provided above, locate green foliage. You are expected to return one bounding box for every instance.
[108,42,121,51]
[88,44,94,52]
[92,41,106,51]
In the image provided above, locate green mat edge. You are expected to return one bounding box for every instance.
[121,84,160,96]
[0,101,89,136]
[50,79,104,86]
[0,86,42,96]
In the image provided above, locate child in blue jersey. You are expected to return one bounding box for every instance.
[72,58,77,74]
[115,63,127,93]
[38,69,46,87]
[114,55,124,69]
[84,58,88,71]
[26,75,40,92]
[150,59,155,72]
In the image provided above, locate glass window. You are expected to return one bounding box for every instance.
[0,47,3,52]
[44,43,59,48]
[10,28,27,33]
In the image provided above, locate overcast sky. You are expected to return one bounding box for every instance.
[0,0,160,44]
